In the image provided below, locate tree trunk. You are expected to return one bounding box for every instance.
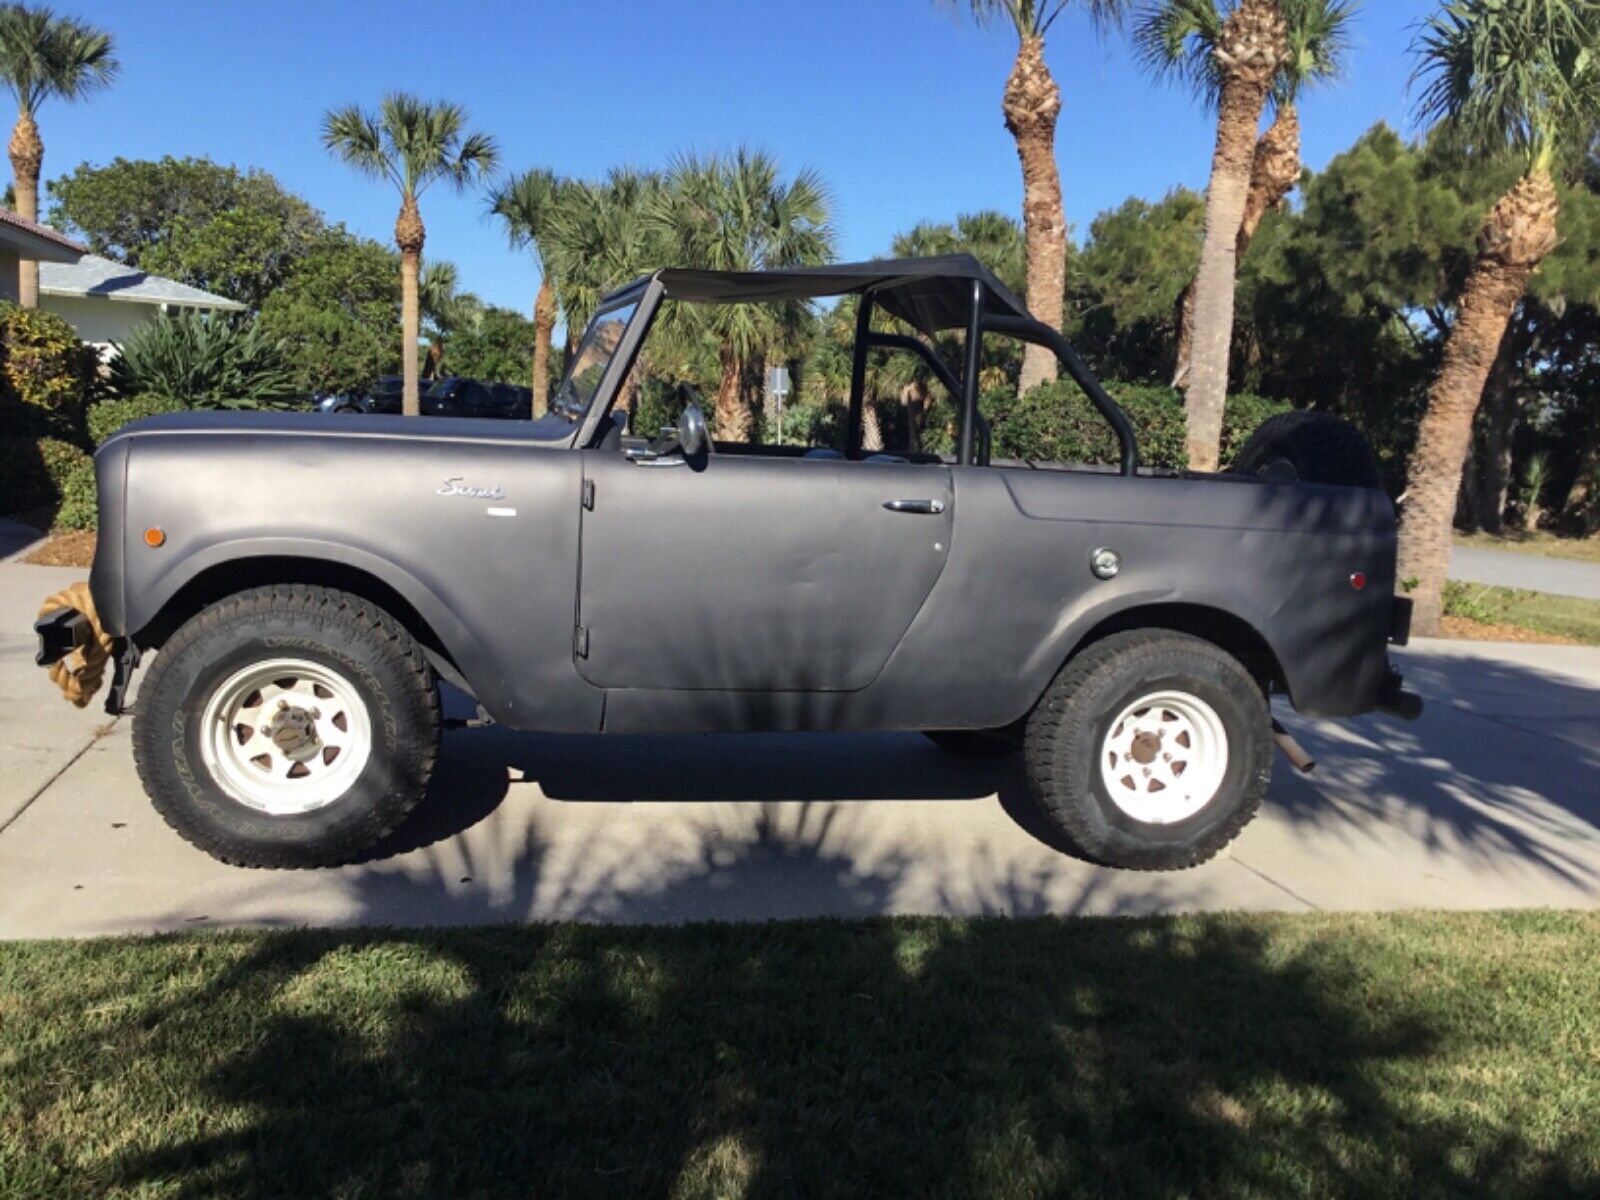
[394,194,426,417]
[1171,102,1299,390]
[531,277,555,416]
[1004,36,1065,395]
[861,398,884,453]
[1182,0,1286,472]
[714,346,751,442]
[1472,332,1521,535]
[1398,170,1560,635]
[8,109,43,309]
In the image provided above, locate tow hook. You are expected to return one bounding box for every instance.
[1271,720,1316,774]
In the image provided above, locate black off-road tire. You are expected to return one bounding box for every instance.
[132,584,440,868]
[1022,630,1271,871]
[1232,410,1381,490]
[923,729,1022,758]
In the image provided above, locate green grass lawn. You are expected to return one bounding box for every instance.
[1443,580,1600,645]
[3,912,1599,1198]
[1456,530,1600,565]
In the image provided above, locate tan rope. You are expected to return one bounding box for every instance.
[37,580,113,708]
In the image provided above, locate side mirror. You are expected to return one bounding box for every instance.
[679,402,709,458]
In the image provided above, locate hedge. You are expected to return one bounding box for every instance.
[984,380,1290,470]
[0,302,100,441]
[88,393,186,446]
[0,436,90,515]
[53,456,98,530]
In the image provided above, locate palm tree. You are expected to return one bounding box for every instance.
[322,95,498,415]
[651,150,834,441]
[0,4,115,308]
[1140,0,1356,389]
[943,0,1130,395]
[488,168,571,414]
[1397,0,1598,635]
[1133,0,1287,470]
[419,261,481,378]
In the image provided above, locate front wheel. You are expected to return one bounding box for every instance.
[1023,631,1271,871]
[133,584,440,868]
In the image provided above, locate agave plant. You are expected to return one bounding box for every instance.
[111,311,298,410]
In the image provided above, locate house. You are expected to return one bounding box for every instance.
[40,252,244,354]
[0,207,86,300]
[0,209,244,354]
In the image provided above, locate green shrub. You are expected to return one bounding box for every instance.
[0,436,90,514]
[110,311,297,409]
[53,456,98,530]
[0,302,100,441]
[1221,392,1293,465]
[88,393,187,446]
[983,381,1291,470]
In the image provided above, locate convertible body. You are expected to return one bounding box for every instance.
[87,256,1411,735]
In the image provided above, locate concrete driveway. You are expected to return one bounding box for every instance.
[2,561,1598,938]
[1450,543,1600,600]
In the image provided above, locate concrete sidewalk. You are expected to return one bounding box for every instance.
[1,562,1597,938]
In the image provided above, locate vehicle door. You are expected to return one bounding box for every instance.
[574,451,954,692]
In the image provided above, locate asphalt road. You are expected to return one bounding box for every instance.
[1450,544,1600,600]
[2,561,1598,937]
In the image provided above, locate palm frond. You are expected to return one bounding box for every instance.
[1411,0,1600,168]
[940,0,1130,39]
[0,4,117,112]
[1132,0,1225,107]
[323,92,498,199]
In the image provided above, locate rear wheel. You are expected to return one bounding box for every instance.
[1232,411,1381,490]
[1023,631,1271,871]
[133,584,439,868]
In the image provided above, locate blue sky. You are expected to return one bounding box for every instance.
[45,0,1439,313]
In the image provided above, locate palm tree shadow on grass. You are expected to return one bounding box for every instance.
[102,894,1596,1198]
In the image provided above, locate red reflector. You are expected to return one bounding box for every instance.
[1349,572,1367,591]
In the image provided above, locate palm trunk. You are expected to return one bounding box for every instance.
[1004,36,1065,395]
[1472,334,1521,534]
[714,346,751,442]
[531,277,555,416]
[1398,170,1560,635]
[395,194,426,417]
[9,110,43,309]
[1181,0,1285,470]
[861,398,884,453]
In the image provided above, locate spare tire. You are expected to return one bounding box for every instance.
[1230,411,1381,490]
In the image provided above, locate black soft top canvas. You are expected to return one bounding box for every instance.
[609,254,1031,335]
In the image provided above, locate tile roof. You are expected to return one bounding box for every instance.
[0,207,88,260]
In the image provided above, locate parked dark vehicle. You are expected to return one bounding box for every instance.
[42,255,1419,872]
[316,376,532,420]
[422,376,533,420]
[315,375,404,415]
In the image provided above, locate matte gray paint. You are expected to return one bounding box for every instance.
[93,405,1396,736]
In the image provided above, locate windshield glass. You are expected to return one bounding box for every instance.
[551,300,639,421]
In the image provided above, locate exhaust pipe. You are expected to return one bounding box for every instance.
[1271,720,1316,774]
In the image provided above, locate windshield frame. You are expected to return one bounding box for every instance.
[554,279,662,442]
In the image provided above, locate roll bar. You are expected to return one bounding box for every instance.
[844,287,1140,476]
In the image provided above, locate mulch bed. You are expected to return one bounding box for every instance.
[21,530,96,568]
[1439,615,1581,645]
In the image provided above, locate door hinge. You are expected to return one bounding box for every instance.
[574,625,590,658]
[581,478,595,510]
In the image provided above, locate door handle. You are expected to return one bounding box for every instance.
[883,498,946,515]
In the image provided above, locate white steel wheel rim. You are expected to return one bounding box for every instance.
[199,657,373,816]
[1098,689,1229,825]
